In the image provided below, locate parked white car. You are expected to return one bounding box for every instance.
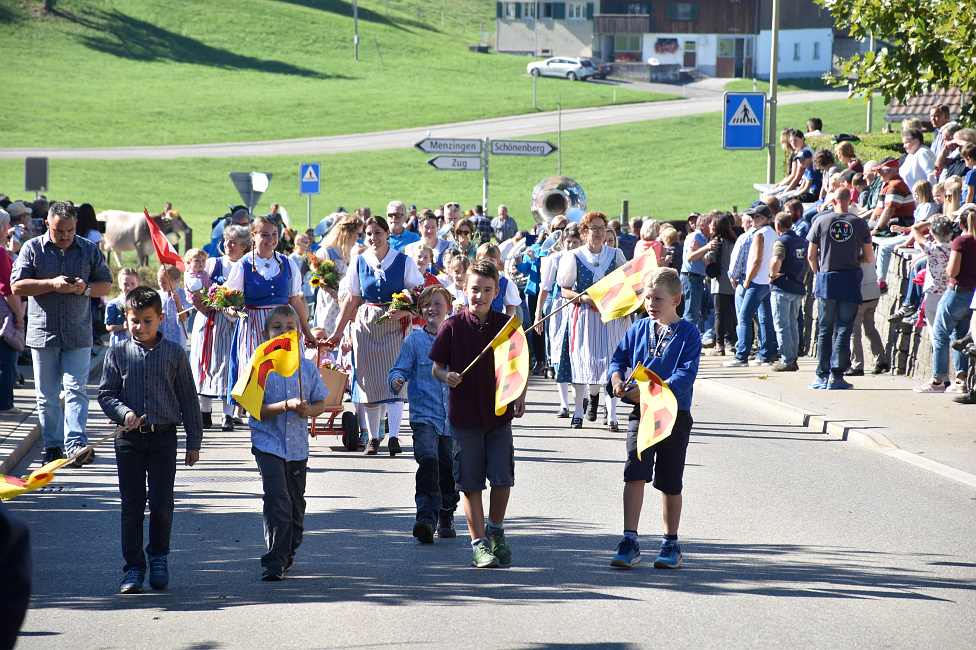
[526,57,595,81]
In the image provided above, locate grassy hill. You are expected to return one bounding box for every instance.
[0,97,890,248]
[0,0,674,148]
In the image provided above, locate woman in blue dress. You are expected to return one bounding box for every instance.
[190,225,249,431]
[224,216,315,408]
[313,213,364,332]
[556,211,630,431]
[326,216,423,456]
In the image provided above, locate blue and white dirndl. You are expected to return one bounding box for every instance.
[350,252,412,404]
[190,256,236,398]
[556,247,630,386]
[226,253,295,403]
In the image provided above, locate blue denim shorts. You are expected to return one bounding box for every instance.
[451,422,515,493]
[623,409,692,495]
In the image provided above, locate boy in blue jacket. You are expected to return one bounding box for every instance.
[607,268,702,569]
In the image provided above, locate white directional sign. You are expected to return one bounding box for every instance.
[415,138,483,155]
[490,139,557,157]
[427,155,483,171]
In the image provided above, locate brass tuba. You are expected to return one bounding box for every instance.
[530,176,586,229]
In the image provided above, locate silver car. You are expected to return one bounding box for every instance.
[526,57,595,81]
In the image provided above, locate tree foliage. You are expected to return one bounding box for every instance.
[818,0,976,120]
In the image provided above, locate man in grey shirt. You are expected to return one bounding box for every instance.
[11,201,112,465]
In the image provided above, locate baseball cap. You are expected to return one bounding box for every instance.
[952,203,976,217]
[337,206,345,213]
[6,202,31,218]
[872,157,898,171]
[743,204,772,220]
[796,148,813,160]
[408,204,416,211]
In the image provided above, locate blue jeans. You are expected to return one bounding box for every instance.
[903,258,927,309]
[876,236,908,282]
[0,338,19,411]
[411,421,458,523]
[31,346,91,451]
[115,426,178,573]
[815,298,859,379]
[770,290,803,365]
[681,272,706,333]
[734,284,777,361]
[932,289,974,379]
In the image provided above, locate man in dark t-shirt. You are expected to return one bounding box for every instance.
[806,189,874,389]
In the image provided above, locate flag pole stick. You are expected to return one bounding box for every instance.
[297,341,305,405]
[63,415,147,466]
[458,312,521,378]
[525,292,584,332]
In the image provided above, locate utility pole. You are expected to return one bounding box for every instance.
[353,0,359,61]
[766,0,780,184]
[533,2,539,109]
[866,33,874,133]
[557,94,562,175]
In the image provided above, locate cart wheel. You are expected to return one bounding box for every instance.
[341,411,360,451]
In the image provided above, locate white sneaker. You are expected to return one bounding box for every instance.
[749,359,773,366]
[0,407,26,416]
[723,358,749,367]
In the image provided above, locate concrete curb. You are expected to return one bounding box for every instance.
[696,378,976,490]
[0,347,108,476]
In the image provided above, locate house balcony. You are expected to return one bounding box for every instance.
[593,14,652,34]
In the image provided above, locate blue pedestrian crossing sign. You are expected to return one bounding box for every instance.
[300,163,320,195]
[722,92,766,150]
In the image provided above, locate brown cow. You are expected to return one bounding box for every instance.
[97,210,190,267]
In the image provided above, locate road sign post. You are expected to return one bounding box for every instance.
[300,163,321,229]
[722,92,766,151]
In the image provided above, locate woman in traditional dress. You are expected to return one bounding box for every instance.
[189,225,250,431]
[224,215,316,407]
[326,216,423,456]
[313,213,364,332]
[556,211,629,431]
[537,223,581,418]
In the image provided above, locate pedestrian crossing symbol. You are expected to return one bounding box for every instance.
[302,166,318,183]
[728,98,761,126]
[722,92,765,151]
[299,162,321,195]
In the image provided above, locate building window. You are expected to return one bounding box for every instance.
[522,2,535,19]
[717,38,734,58]
[667,3,698,21]
[568,2,585,19]
[503,2,516,19]
[813,42,821,59]
[541,2,553,18]
[626,2,649,13]
[615,35,641,52]
[793,42,801,60]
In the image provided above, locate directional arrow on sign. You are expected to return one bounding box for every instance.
[415,138,483,155]
[427,155,483,171]
[490,139,558,157]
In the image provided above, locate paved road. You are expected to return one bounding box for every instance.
[9,374,974,648]
[0,90,846,160]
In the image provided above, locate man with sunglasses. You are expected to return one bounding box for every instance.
[387,200,420,252]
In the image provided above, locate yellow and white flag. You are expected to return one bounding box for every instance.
[231,331,301,420]
[490,315,529,416]
[632,363,679,460]
[585,252,659,323]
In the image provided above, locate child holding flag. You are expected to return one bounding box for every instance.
[430,260,527,568]
[98,287,203,594]
[607,268,701,570]
[389,285,458,543]
[241,305,328,581]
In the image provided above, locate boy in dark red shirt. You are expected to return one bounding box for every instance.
[429,259,527,568]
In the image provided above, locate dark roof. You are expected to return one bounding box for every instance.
[885,88,974,124]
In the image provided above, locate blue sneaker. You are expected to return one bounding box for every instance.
[610,537,641,568]
[808,377,828,389]
[148,554,169,590]
[119,568,145,594]
[825,377,853,390]
[653,541,683,569]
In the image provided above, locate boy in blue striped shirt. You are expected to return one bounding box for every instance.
[389,285,458,543]
[249,305,328,581]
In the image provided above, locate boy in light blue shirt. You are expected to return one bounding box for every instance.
[249,305,328,581]
[389,285,458,543]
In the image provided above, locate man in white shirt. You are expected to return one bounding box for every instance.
[724,205,778,367]
[900,127,937,190]
[929,104,950,158]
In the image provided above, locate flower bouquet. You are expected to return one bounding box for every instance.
[307,255,340,291]
[376,287,423,324]
[204,284,247,318]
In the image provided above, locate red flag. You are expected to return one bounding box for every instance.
[144,207,185,270]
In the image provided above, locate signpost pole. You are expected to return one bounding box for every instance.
[307,195,312,230]
[557,94,562,175]
[483,137,490,212]
[766,0,780,184]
